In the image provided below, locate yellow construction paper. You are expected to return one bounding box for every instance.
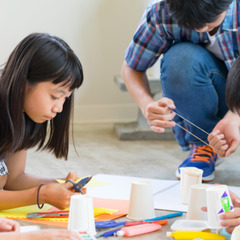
[0,204,118,223]
[0,204,52,219]
[94,207,118,216]
[56,177,109,188]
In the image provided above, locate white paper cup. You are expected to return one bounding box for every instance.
[68,195,96,235]
[206,185,234,229]
[127,181,155,220]
[180,167,203,205]
[86,195,97,235]
[187,184,210,220]
[231,225,240,240]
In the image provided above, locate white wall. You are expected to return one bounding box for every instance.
[0,0,152,123]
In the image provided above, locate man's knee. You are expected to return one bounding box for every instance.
[160,42,212,86]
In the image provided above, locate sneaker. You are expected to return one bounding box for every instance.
[175,145,222,182]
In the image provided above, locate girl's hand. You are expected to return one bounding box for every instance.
[39,182,78,210]
[0,218,20,232]
[65,171,79,182]
[145,97,176,133]
[65,171,87,194]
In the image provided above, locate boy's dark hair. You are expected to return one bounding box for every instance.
[0,33,83,160]
[225,57,240,114]
[166,0,233,29]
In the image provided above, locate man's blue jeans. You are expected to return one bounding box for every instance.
[160,42,228,151]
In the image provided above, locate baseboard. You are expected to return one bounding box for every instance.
[73,104,138,123]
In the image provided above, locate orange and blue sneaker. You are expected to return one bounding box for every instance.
[176,145,222,182]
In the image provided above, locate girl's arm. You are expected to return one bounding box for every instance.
[0,229,81,240]
[0,183,76,210]
[5,150,79,189]
[4,150,56,190]
[121,61,176,133]
[0,218,81,239]
[0,150,79,210]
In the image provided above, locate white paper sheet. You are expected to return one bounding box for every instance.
[87,174,178,200]
[87,174,240,212]
[20,225,40,232]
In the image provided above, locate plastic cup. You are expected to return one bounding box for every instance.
[186,184,210,220]
[206,185,234,229]
[180,167,203,205]
[68,194,96,235]
[127,181,155,220]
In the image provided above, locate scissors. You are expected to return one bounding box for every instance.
[27,210,69,219]
[66,176,92,194]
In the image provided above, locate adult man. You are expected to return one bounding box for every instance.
[121,0,240,181]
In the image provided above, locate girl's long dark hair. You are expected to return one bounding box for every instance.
[0,33,83,160]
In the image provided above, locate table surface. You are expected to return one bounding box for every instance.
[18,210,185,240]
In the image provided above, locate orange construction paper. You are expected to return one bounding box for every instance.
[11,198,129,228]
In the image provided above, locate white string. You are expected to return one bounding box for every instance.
[172,110,211,147]
[173,111,210,135]
[175,122,209,146]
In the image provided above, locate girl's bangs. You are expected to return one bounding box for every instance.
[52,55,83,91]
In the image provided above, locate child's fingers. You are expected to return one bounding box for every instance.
[81,187,87,194]
[217,144,229,157]
[221,217,240,229]
[225,226,235,234]
[221,208,240,220]
[226,139,239,157]
[0,218,20,232]
[201,206,207,212]
[208,130,220,142]
[64,180,75,190]
[66,171,78,181]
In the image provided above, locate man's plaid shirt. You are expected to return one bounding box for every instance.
[125,0,240,71]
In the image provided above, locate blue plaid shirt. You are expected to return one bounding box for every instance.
[125,0,240,71]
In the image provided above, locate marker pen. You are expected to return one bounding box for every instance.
[145,212,183,221]
[166,231,225,240]
[115,223,161,237]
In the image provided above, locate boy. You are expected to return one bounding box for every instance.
[121,0,240,181]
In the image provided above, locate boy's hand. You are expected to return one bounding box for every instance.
[145,97,176,133]
[208,112,240,157]
[220,208,240,234]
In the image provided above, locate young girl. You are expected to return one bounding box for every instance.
[0,32,84,210]
[0,217,81,239]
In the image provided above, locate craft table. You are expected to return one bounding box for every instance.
[17,210,185,240]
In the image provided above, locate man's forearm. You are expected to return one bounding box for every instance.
[121,60,154,116]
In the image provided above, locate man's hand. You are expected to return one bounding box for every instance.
[145,97,176,133]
